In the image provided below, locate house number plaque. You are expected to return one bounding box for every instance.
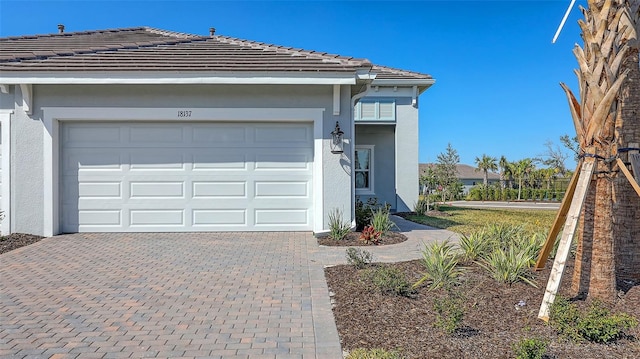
[177,110,192,118]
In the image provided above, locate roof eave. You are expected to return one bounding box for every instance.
[0,71,359,85]
[371,78,435,94]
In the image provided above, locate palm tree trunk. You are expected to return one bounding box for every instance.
[570,0,640,301]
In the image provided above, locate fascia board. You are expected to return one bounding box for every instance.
[372,78,435,93]
[0,71,357,85]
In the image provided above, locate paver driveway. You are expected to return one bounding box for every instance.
[0,232,341,359]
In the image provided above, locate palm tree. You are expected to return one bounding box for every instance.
[474,154,498,186]
[560,0,640,301]
[513,158,534,201]
[498,156,510,189]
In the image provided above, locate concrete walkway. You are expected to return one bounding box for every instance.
[0,219,457,359]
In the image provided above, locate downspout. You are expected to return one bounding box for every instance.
[350,83,372,228]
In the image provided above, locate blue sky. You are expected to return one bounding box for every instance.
[0,0,585,168]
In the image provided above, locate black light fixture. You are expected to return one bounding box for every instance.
[330,121,344,154]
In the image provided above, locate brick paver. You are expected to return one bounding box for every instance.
[1,232,341,359]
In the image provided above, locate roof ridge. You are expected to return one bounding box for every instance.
[0,26,202,42]
[212,34,372,68]
[142,27,203,39]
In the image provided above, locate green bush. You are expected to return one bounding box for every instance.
[414,197,430,215]
[355,197,384,231]
[433,290,465,334]
[459,230,492,263]
[346,248,373,269]
[550,297,638,343]
[371,207,396,234]
[345,348,402,359]
[365,265,414,297]
[414,240,464,290]
[328,208,351,240]
[513,337,548,359]
[478,245,537,287]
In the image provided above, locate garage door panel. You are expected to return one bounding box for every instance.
[79,210,122,226]
[79,182,122,199]
[192,181,247,198]
[129,182,185,198]
[64,125,122,147]
[192,125,247,144]
[192,209,247,226]
[129,152,186,170]
[61,121,312,232]
[254,125,311,145]
[130,209,185,226]
[255,181,308,198]
[255,209,309,226]
[192,153,247,170]
[65,151,123,171]
[129,125,185,144]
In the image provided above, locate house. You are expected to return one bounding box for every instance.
[0,26,434,236]
[419,163,500,195]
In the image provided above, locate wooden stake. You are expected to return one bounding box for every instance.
[534,162,583,271]
[631,153,640,183]
[538,158,595,322]
[617,158,640,198]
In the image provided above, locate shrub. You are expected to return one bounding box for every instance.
[478,245,537,287]
[433,290,465,334]
[345,348,402,359]
[371,207,396,234]
[346,248,373,269]
[355,197,380,231]
[328,208,351,240]
[359,225,382,244]
[413,240,464,290]
[459,230,492,263]
[414,197,430,215]
[513,337,548,359]
[365,265,414,297]
[550,297,638,343]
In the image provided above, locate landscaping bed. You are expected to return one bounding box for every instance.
[0,233,44,255]
[326,258,640,358]
[318,231,407,247]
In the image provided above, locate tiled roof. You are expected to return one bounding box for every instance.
[0,26,432,82]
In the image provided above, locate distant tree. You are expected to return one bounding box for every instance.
[498,156,511,189]
[474,154,498,186]
[560,134,580,163]
[435,143,461,202]
[420,165,437,195]
[513,158,535,200]
[540,140,569,176]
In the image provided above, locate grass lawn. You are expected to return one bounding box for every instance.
[403,205,557,236]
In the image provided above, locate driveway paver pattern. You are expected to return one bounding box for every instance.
[1,232,340,359]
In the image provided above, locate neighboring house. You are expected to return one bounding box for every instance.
[419,164,500,195]
[0,26,434,236]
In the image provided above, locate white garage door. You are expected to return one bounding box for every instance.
[61,122,313,232]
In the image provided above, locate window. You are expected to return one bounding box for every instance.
[355,99,396,122]
[355,146,374,194]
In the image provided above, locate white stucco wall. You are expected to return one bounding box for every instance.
[395,97,419,212]
[10,84,353,236]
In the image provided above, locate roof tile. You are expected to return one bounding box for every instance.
[0,26,431,82]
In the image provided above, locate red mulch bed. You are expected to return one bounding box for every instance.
[325,258,640,358]
[0,233,44,255]
[317,231,407,247]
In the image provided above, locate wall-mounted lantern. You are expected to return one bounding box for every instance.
[330,121,344,154]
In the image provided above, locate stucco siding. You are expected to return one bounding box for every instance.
[395,98,419,212]
[355,124,396,209]
[14,84,353,235]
